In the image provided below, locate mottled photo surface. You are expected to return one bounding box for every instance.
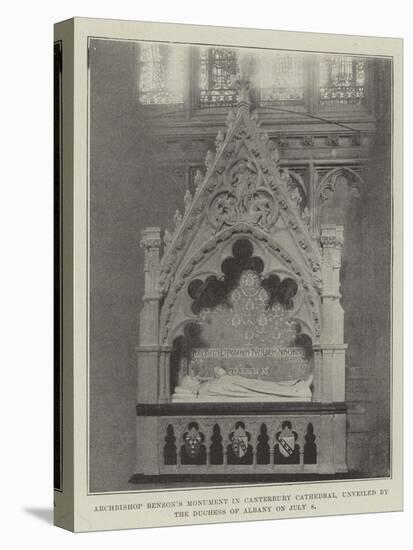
[88,39,392,492]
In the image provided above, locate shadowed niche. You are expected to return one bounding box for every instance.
[170,323,206,391]
[188,239,264,314]
[187,239,298,314]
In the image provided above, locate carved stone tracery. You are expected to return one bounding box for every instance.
[318,167,363,206]
[158,105,321,302]
[159,224,322,344]
[208,159,279,232]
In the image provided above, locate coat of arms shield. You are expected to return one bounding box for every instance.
[232,434,249,458]
[184,430,202,459]
[278,434,296,458]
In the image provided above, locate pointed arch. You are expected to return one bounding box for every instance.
[159,105,321,296]
[159,223,321,344]
[318,166,364,203]
[316,166,364,228]
[287,169,308,202]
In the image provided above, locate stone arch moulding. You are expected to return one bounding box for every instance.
[316,167,365,220]
[314,166,365,233]
[284,169,308,208]
[288,169,307,195]
[159,223,321,346]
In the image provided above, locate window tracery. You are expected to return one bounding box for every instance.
[259,52,305,104]
[137,43,369,112]
[138,42,184,105]
[319,55,366,106]
[199,47,239,108]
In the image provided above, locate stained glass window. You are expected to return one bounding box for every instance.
[199,47,239,108]
[319,56,366,106]
[259,52,304,104]
[138,42,184,105]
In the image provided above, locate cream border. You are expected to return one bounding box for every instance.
[64,17,402,532]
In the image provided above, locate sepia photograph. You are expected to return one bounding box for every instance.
[86,35,393,493]
[1,0,409,544]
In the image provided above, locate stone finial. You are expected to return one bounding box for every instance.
[205,150,214,170]
[173,209,183,230]
[194,169,204,191]
[184,189,193,213]
[289,185,301,206]
[234,77,251,106]
[231,62,251,110]
[163,229,173,249]
[215,130,225,151]
[226,109,236,128]
[270,147,280,167]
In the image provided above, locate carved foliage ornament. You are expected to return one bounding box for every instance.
[208,159,279,232]
[159,105,322,306]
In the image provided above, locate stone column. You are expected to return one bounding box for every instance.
[137,227,161,404]
[312,344,323,402]
[319,224,347,402]
[159,346,173,403]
